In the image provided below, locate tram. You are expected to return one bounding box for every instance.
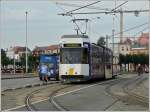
[59,34,117,82]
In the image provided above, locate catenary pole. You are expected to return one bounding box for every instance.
[25,11,28,73]
[149,0,150,76]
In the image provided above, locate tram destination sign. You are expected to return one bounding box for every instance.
[64,43,81,47]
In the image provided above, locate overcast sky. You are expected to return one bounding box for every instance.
[1,0,149,50]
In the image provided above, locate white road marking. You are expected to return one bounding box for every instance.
[3,79,118,111]
[3,104,26,111]
[54,79,118,98]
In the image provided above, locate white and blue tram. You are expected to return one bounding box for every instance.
[59,34,116,82]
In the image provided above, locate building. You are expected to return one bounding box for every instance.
[45,45,59,54]
[137,32,149,47]
[110,38,132,55]
[32,46,48,56]
[130,32,149,54]
[112,32,149,55]
[109,43,119,54]
[7,46,31,61]
[32,45,59,56]
[119,38,132,55]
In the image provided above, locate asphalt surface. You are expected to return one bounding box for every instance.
[54,74,148,111]
[1,73,38,79]
[1,73,149,111]
[1,77,43,91]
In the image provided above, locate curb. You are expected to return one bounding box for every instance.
[1,81,60,92]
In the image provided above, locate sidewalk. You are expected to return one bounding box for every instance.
[1,80,59,92]
[1,73,38,80]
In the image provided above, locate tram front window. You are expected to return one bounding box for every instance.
[60,48,88,64]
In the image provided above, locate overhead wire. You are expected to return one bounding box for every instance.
[55,2,83,34]
[55,2,111,11]
[111,1,128,12]
[56,1,148,38]
[132,26,149,41]
[66,1,101,14]
[111,22,148,38]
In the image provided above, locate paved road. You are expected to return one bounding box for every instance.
[1,73,149,111]
[1,77,42,91]
[54,74,148,111]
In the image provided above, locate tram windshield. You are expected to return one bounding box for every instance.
[60,48,88,64]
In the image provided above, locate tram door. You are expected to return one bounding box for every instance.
[105,64,113,79]
[104,49,113,79]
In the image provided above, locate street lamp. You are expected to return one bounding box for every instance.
[25,11,28,73]
[13,50,15,74]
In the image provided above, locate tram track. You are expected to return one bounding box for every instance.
[104,78,125,111]
[24,78,120,111]
[2,73,148,111]
[49,85,72,111]
[51,78,124,111]
[24,75,148,111]
[25,83,74,111]
[122,76,148,106]
[24,77,130,111]
[104,75,148,110]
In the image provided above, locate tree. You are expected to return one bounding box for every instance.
[1,49,10,66]
[119,54,126,71]
[20,53,39,72]
[119,53,149,72]
[126,54,133,72]
[97,36,106,46]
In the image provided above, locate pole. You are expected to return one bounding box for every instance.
[120,8,123,43]
[13,51,15,74]
[106,35,108,48]
[148,0,150,75]
[112,0,116,52]
[0,0,1,76]
[25,11,28,73]
[112,16,115,51]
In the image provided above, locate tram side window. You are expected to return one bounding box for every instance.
[92,46,100,64]
[104,51,109,62]
[104,50,113,63]
[82,48,88,64]
[108,52,113,63]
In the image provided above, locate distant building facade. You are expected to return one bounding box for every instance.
[32,45,59,56]
[119,38,132,55]
[130,32,149,55]
[111,32,149,56]
[32,46,48,56]
[45,45,59,54]
[7,46,31,61]
[110,38,132,55]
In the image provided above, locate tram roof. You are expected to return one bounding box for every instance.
[61,34,89,39]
